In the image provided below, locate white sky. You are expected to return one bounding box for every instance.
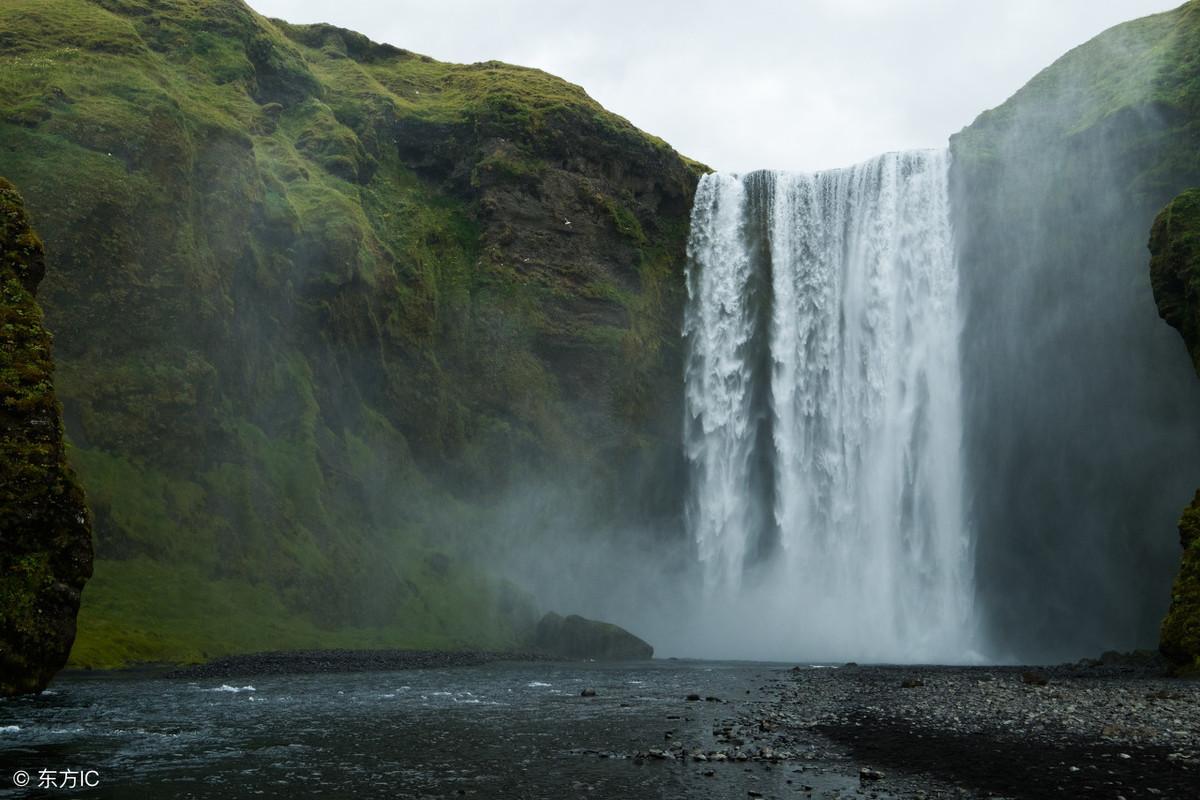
[248,0,1181,173]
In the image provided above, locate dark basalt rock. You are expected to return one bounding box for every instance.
[0,177,93,696]
[1020,670,1049,687]
[1149,189,1200,675]
[530,612,653,661]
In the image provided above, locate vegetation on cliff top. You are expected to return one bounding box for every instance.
[0,0,699,667]
[0,177,93,694]
[953,0,1200,196]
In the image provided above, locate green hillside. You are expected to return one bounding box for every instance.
[0,0,701,667]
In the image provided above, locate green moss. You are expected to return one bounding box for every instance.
[472,151,544,189]
[72,554,526,668]
[1150,189,1200,372]
[1160,492,1200,673]
[585,187,647,244]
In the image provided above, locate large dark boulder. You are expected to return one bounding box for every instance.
[0,177,93,696]
[530,612,653,660]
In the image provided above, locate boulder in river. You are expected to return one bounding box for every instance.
[530,612,653,660]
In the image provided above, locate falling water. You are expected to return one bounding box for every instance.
[683,150,974,662]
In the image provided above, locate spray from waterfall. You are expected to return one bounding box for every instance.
[683,150,975,662]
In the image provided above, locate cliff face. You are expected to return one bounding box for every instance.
[0,0,700,666]
[950,1,1200,659]
[1149,189,1200,672]
[0,177,93,695]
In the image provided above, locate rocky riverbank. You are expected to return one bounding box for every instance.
[608,660,1198,799]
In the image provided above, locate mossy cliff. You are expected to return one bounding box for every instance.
[950,1,1200,659]
[0,0,701,667]
[0,177,93,694]
[1149,189,1200,673]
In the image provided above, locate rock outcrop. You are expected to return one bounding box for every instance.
[0,177,92,695]
[530,612,653,660]
[1149,189,1200,673]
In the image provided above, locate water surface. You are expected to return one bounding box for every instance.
[0,660,870,799]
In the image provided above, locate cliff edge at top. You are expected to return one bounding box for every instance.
[0,177,92,695]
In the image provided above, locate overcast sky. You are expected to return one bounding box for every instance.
[248,0,1180,173]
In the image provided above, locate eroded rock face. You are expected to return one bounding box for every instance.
[0,177,92,696]
[531,612,653,661]
[1149,189,1200,674]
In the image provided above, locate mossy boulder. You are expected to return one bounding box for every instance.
[1150,190,1200,373]
[1158,491,1200,673]
[1149,189,1200,674]
[530,612,653,661]
[0,177,92,695]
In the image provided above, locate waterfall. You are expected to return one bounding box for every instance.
[683,150,974,662]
